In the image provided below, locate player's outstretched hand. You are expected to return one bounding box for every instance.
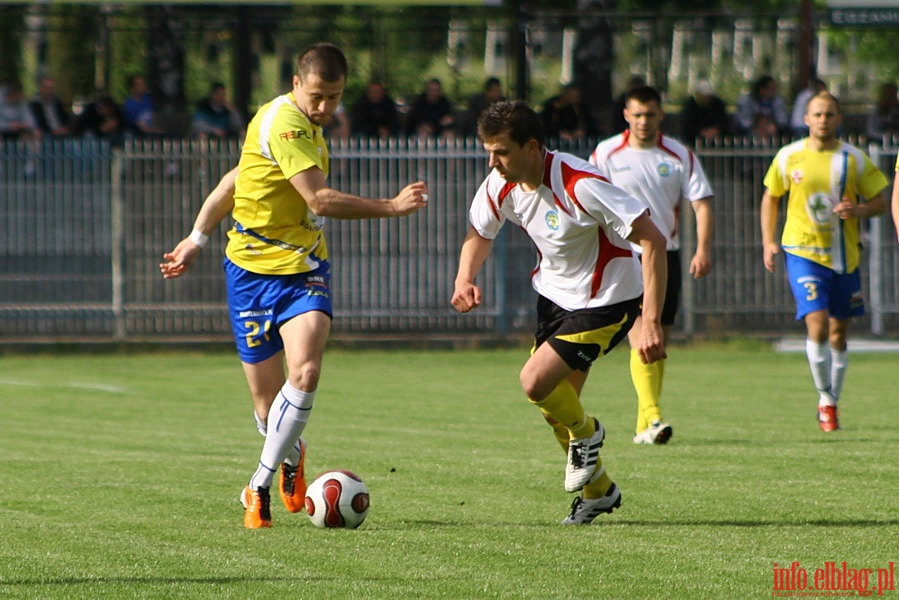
[159,238,203,279]
[390,181,429,216]
[451,282,482,313]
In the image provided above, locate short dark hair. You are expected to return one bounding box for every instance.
[296,43,347,83]
[477,100,545,148]
[625,85,662,106]
[752,75,776,98]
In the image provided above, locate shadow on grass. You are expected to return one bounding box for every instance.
[0,575,300,587]
[682,437,881,445]
[362,517,899,529]
[608,518,899,528]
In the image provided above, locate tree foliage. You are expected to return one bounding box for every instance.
[0,6,25,84]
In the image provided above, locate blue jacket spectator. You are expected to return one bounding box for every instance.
[122,75,162,137]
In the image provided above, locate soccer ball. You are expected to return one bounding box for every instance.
[304,470,370,529]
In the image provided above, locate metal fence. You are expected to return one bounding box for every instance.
[1,136,897,342]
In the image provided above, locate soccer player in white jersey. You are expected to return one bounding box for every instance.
[762,92,887,431]
[451,101,667,524]
[160,43,428,528]
[590,85,714,445]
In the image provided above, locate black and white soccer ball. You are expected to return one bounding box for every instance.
[304,470,370,529]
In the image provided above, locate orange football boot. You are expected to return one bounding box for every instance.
[279,438,307,513]
[817,405,839,432]
[241,486,272,529]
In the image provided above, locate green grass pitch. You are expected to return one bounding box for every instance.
[1,342,897,599]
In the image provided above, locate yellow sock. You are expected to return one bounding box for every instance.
[538,410,571,453]
[529,379,594,440]
[581,466,613,500]
[631,349,665,434]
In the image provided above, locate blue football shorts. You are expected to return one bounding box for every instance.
[783,252,864,321]
[224,258,333,364]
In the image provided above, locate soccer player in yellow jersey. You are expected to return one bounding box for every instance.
[891,155,899,241]
[761,92,887,432]
[160,43,428,528]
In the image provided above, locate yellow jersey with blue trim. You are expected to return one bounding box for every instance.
[225,92,329,275]
[763,139,887,273]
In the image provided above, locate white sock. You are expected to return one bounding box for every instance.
[805,339,832,402]
[284,440,302,468]
[830,348,848,401]
[254,411,301,465]
[249,383,314,490]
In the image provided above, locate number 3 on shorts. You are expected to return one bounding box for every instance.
[245,319,272,348]
[803,281,818,301]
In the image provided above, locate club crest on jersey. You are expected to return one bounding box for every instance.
[791,169,803,184]
[545,210,560,230]
[656,163,671,177]
[806,192,834,225]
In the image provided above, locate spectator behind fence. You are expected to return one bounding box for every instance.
[681,79,730,143]
[405,78,456,139]
[735,75,788,137]
[75,93,124,142]
[324,102,351,140]
[461,76,505,137]
[191,82,245,141]
[31,76,72,137]
[0,81,41,141]
[351,82,398,139]
[789,77,826,138]
[539,83,598,141]
[865,82,899,140]
[122,74,163,137]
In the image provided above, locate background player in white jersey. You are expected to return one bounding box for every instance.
[590,85,713,445]
[451,101,667,524]
[160,43,428,528]
[761,91,887,431]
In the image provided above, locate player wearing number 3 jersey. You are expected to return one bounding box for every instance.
[761,91,887,432]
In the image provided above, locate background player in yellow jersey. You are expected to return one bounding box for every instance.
[160,43,428,528]
[892,155,899,241]
[761,91,887,432]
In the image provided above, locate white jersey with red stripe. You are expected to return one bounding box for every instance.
[589,130,713,251]
[469,150,649,311]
